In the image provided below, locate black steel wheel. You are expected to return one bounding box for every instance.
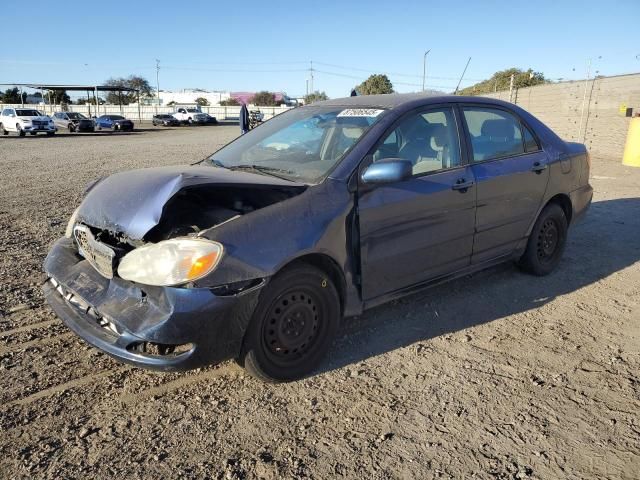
[239,264,340,382]
[518,203,568,276]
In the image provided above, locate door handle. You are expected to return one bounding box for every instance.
[531,162,548,173]
[452,179,474,191]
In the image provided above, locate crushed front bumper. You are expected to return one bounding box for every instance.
[43,237,263,371]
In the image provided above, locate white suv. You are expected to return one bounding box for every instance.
[0,108,56,136]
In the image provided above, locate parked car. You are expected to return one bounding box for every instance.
[0,108,56,136]
[203,113,218,125]
[95,115,134,132]
[52,112,95,132]
[152,114,180,127]
[172,107,207,124]
[43,94,592,382]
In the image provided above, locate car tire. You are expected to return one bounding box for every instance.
[68,124,75,133]
[239,264,340,383]
[0,123,8,135]
[47,131,55,136]
[187,117,193,125]
[518,203,568,276]
[16,124,25,137]
[30,132,37,136]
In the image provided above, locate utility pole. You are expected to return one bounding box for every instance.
[306,79,309,97]
[155,59,161,113]
[578,58,592,141]
[454,57,471,94]
[422,49,431,92]
[310,60,314,94]
[508,73,515,102]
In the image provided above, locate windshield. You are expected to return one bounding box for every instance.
[208,106,386,183]
[187,108,200,113]
[16,109,41,117]
[67,112,87,120]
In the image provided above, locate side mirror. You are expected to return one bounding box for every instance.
[361,158,412,185]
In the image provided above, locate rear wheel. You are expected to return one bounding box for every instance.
[239,264,340,382]
[518,203,568,276]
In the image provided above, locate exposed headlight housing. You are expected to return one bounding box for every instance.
[117,238,223,286]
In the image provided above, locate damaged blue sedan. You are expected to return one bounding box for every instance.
[44,94,592,382]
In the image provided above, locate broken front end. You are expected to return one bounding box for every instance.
[43,166,306,370]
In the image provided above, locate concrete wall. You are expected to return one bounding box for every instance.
[0,103,293,122]
[482,73,640,159]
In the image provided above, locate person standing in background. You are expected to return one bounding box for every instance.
[239,103,249,134]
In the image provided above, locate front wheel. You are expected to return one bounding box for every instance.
[518,203,568,276]
[0,123,8,135]
[239,264,340,382]
[16,124,25,137]
[68,124,75,133]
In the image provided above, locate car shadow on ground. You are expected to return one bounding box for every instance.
[0,129,166,139]
[320,197,640,375]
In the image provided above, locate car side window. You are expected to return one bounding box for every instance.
[372,107,461,176]
[523,123,540,152]
[462,107,525,161]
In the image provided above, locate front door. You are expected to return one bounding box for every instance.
[460,106,550,263]
[358,106,477,301]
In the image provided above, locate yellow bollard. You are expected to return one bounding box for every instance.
[622,117,640,167]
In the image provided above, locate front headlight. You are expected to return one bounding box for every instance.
[117,238,223,286]
[65,207,80,238]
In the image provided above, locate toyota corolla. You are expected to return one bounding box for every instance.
[43,94,592,382]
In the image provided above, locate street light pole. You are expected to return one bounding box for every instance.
[155,59,161,113]
[422,50,431,91]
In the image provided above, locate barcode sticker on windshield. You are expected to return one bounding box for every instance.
[337,108,384,118]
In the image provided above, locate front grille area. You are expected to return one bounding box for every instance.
[73,225,116,279]
[49,277,119,338]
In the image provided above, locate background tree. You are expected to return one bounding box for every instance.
[219,97,240,106]
[357,74,394,95]
[45,90,71,104]
[195,97,210,106]
[250,91,284,106]
[304,91,328,104]
[458,68,547,95]
[166,100,177,107]
[1,88,22,103]
[104,75,153,104]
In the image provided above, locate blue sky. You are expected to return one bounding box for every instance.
[1,0,638,98]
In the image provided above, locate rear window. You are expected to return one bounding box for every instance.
[462,107,524,161]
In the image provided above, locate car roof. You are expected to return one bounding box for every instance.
[315,93,514,109]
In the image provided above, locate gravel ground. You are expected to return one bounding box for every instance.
[0,126,638,479]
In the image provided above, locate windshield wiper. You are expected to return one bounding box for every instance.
[227,164,296,181]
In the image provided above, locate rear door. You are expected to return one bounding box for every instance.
[358,106,477,300]
[460,106,549,263]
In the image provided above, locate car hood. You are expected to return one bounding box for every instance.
[76,164,305,240]
[20,116,50,122]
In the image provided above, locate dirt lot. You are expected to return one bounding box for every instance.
[0,126,638,479]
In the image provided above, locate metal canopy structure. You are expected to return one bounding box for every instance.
[0,83,141,120]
